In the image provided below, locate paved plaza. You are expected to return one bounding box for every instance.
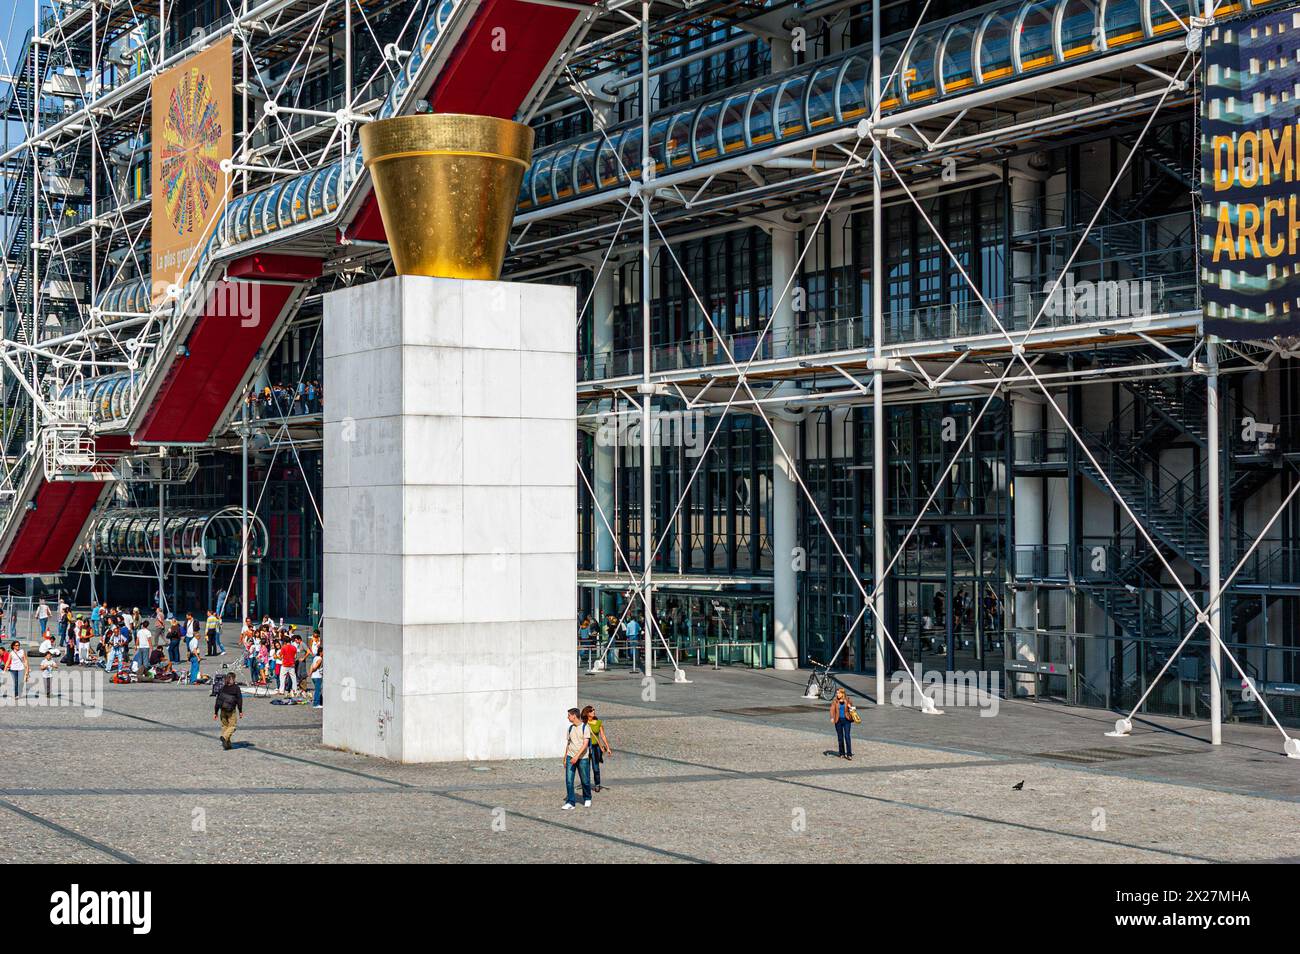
[2,651,1299,864]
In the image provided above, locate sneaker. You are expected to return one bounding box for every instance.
[583,800,592,807]
[561,803,575,811]
[312,705,323,709]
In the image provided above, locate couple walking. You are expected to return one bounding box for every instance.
[562,705,612,810]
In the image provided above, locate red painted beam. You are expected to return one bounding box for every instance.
[93,435,135,455]
[0,436,138,574]
[345,194,387,243]
[227,253,323,282]
[429,0,585,116]
[0,480,105,575]
[135,282,296,443]
[341,0,589,246]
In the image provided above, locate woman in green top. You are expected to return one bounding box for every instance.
[581,705,612,791]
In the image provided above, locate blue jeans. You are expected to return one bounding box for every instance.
[565,757,591,805]
[39,618,48,637]
[133,648,149,671]
[210,630,225,653]
[835,719,852,757]
[9,670,22,696]
[189,655,200,683]
[312,675,322,707]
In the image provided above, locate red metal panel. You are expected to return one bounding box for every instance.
[344,194,387,243]
[226,253,323,282]
[428,0,584,116]
[135,282,296,443]
[0,480,105,575]
[342,0,588,246]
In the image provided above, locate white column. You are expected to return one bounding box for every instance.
[1207,339,1223,745]
[870,0,886,700]
[771,225,799,670]
[1009,166,1038,324]
[770,33,792,73]
[1012,394,1042,697]
[322,276,578,762]
[592,264,616,575]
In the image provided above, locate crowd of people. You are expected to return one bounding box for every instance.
[245,381,323,419]
[8,599,234,686]
[2,597,322,717]
[238,618,323,707]
[578,613,644,668]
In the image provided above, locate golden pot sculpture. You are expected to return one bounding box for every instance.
[360,113,534,280]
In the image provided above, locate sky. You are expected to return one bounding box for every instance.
[1,1,36,77]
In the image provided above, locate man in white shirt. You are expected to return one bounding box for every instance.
[35,599,50,639]
[133,623,152,672]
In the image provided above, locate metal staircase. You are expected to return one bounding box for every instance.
[1070,356,1290,660]
[1076,433,1212,572]
[1123,377,1207,449]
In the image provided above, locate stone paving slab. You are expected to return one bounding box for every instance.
[2,657,1299,863]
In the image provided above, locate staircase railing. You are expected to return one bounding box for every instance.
[1079,426,1210,567]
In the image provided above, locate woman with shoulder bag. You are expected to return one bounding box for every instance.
[830,687,857,761]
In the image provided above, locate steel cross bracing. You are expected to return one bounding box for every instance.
[0,0,467,543]
[507,0,1207,275]
[569,0,935,700]
[2,0,1289,748]
[557,1,1300,752]
[859,15,1297,754]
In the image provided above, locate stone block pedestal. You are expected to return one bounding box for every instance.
[321,275,577,762]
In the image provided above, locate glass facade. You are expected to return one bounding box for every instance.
[13,0,1300,733]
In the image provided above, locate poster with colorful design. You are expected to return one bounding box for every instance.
[150,36,233,305]
[1201,9,1300,339]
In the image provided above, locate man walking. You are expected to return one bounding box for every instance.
[213,672,244,750]
[35,598,50,639]
[561,707,592,810]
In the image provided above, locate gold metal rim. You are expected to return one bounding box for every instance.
[365,148,530,170]
[360,112,534,169]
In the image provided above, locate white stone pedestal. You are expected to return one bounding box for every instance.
[321,275,577,763]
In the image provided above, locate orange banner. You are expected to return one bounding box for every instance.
[150,36,234,304]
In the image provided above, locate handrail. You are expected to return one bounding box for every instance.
[582,272,1200,381]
